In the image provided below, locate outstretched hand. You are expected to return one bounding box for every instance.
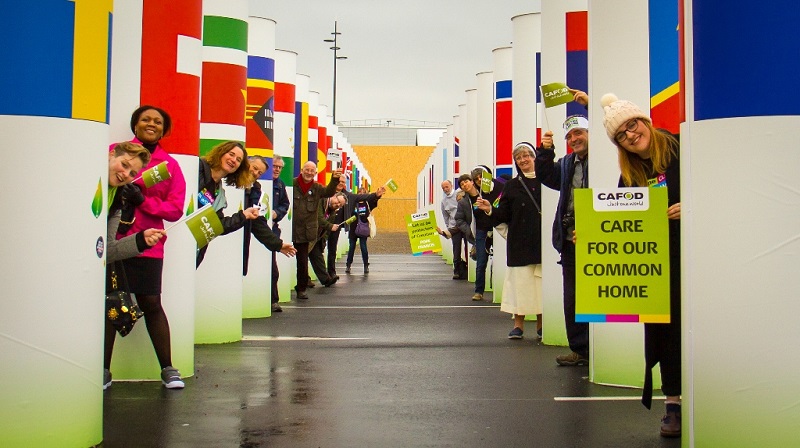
[280,243,297,257]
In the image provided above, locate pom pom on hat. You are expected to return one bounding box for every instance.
[601,93,650,142]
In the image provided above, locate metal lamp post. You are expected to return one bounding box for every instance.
[324,21,347,124]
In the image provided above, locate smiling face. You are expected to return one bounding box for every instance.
[108,153,144,187]
[514,150,535,174]
[133,108,165,145]
[337,176,347,192]
[565,128,589,159]
[249,158,267,180]
[615,118,652,158]
[441,181,452,195]
[272,158,284,180]
[330,195,345,210]
[220,146,245,175]
[301,162,317,182]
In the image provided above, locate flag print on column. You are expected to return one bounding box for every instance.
[141,0,202,156]
[245,54,275,166]
[0,0,113,122]
[494,46,513,180]
[200,0,248,156]
[566,10,588,120]
[648,0,680,134]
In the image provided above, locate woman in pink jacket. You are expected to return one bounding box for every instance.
[104,105,187,390]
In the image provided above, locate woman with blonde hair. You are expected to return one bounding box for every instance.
[196,140,260,266]
[601,93,682,438]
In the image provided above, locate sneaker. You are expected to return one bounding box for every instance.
[508,327,523,339]
[161,366,185,389]
[307,280,316,288]
[103,369,112,390]
[271,303,283,313]
[660,403,681,438]
[471,293,483,301]
[536,328,543,339]
[556,351,589,366]
[364,264,369,274]
[296,290,309,300]
[345,265,351,274]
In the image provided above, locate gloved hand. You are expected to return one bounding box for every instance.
[120,184,145,207]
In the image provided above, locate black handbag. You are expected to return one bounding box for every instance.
[105,261,143,337]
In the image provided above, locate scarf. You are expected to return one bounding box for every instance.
[297,176,314,195]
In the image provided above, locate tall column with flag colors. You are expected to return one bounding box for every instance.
[492,46,514,303]
[0,3,113,446]
[680,0,800,444]
[540,0,588,352]
[273,49,298,300]
[106,0,202,384]
[195,0,249,344]
[242,15,277,318]
[293,73,311,177]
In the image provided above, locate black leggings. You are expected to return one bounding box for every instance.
[104,294,173,370]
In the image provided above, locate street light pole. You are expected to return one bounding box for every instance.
[324,21,347,124]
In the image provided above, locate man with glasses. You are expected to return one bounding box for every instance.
[270,156,291,312]
[535,89,591,366]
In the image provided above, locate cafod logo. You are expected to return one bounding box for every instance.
[593,188,649,211]
[543,87,569,98]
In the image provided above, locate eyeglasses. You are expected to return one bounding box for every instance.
[614,118,640,143]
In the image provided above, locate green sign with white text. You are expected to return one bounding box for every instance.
[405,211,442,255]
[574,188,670,323]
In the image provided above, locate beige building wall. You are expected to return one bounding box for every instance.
[354,145,434,232]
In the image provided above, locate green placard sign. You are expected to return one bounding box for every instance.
[142,161,171,188]
[185,204,224,249]
[405,211,442,255]
[574,187,670,323]
[541,82,574,108]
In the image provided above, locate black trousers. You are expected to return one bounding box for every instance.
[294,242,309,293]
[309,239,332,284]
[561,241,590,358]
[327,229,341,276]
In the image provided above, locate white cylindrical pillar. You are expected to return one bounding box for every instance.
[195,0,249,344]
[273,49,298,302]
[682,0,800,444]
[242,16,277,318]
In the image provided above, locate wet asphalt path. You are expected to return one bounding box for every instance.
[103,254,680,448]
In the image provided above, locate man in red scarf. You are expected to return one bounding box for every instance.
[293,162,341,299]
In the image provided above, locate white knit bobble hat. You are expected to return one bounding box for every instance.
[600,93,651,142]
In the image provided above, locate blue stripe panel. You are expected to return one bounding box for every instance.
[649,0,679,97]
[0,1,75,118]
[495,80,512,100]
[294,102,301,176]
[536,52,541,103]
[454,143,459,157]
[247,56,275,81]
[576,314,607,323]
[442,149,448,184]
[693,0,800,119]
[566,50,588,118]
[495,167,513,179]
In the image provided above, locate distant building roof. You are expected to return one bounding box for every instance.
[339,119,447,146]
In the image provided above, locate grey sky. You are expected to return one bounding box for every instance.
[250,0,541,125]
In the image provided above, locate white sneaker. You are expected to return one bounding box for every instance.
[161,366,185,389]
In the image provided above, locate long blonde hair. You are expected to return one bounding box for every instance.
[617,121,678,187]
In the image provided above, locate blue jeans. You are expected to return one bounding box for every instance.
[561,241,589,358]
[474,229,488,294]
[346,234,369,266]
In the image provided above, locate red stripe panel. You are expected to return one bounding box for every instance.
[141,0,202,156]
[274,82,295,113]
[495,101,512,166]
[566,11,588,51]
[201,62,247,125]
[651,95,681,135]
[308,115,318,130]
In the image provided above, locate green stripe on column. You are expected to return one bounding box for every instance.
[203,16,247,51]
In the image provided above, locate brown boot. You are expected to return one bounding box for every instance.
[660,403,681,438]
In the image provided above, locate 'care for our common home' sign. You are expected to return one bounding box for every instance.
[574,188,670,323]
